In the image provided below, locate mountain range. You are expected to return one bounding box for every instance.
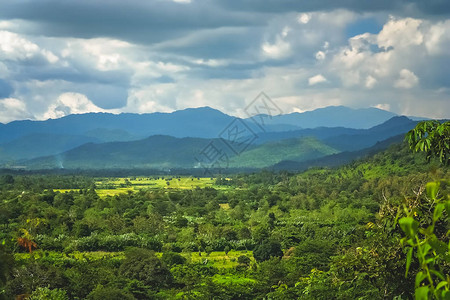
[0,106,424,171]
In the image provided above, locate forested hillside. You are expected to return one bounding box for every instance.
[0,137,448,299]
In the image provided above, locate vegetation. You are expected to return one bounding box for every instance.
[0,123,448,299]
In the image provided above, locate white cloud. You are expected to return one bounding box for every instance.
[315,50,326,60]
[377,17,423,49]
[424,20,450,56]
[42,93,105,120]
[365,75,377,89]
[262,36,292,60]
[308,74,327,85]
[394,69,419,89]
[0,10,449,122]
[373,103,391,111]
[0,98,32,123]
[298,13,311,24]
[0,30,58,63]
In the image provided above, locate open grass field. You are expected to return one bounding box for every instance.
[54,176,232,198]
[15,250,254,270]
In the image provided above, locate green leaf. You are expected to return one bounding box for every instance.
[415,286,429,300]
[428,236,448,255]
[426,181,440,200]
[416,271,427,287]
[434,203,445,222]
[429,270,446,281]
[405,246,413,277]
[436,281,448,290]
[441,290,450,300]
[399,217,419,238]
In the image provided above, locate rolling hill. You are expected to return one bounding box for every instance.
[229,137,339,168]
[257,106,398,129]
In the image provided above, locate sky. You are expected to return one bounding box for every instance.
[0,0,449,123]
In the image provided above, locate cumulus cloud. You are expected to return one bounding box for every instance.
[315,51,326,60]
[394,69,419,89]
[308,74,327,85]
[0,98,32,123]
[365,75,377,89]
[42,93,105,120]
[0,30,58,63]
[261,33,292,60]
[0,2,448,121]
[298,13,311,24]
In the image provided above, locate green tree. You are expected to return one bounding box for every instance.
[87,286,135,300]
[28,287,68,300]
[400,121,450,299]
[0,243,13,300]
[161,252,186,267]
[119,248,172,289]
[406,120,450,165]
[253,240,283,262]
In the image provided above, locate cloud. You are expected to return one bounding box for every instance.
[315,51,326,60]
[365,75,377,89]
[0,30,58,63]
[298,13,311,24]
[308,74,327,85]
[394,69,419,89]
[262,36,292,60]
[0,98,32,123]
[42,92,105,120]
[373,103,391,111]
[0,3,448,122]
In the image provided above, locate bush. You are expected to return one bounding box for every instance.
[253,240,283,262]
[237,255,251,266]
[161,252,186,267]
[87,286,134,300]
[119,248,172,289]
[28,287,68,300]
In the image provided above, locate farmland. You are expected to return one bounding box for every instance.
[54,176,230,198]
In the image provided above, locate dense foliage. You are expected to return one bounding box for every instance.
[0,140,448,299]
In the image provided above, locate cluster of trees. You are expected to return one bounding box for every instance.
[0,121,448,299]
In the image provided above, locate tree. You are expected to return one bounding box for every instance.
[406,120,450,165]
[87,286,134,300]
[400,121,450,299]
[119,248,172,289]
[0,243,14,300]
[253,240,283,262]
[17,229,37,253]
[28,287,68,300]
[161,252,186,267]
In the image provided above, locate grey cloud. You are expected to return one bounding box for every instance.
[0,0,264,44]
[214,0,450,16]
[0,80,13,98]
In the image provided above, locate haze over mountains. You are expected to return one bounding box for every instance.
[0,106,423,171]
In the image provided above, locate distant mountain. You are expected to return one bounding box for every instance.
[0,106,423,166]
[251,116,416,152]
[0,107,235,144]
[0,107,299,146]
[257,106,397,129]
[82,128,139,142]
[324,116,417,151]
[23,134,339,170]
[0,134,100,162]
[12,116,419,171]
[229,137,338,168]
[0,106,407,146]
[24,135,216,169]
[271,134,406,172]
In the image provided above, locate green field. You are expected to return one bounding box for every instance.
[54,176,230,198]
[15,250,253,270]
